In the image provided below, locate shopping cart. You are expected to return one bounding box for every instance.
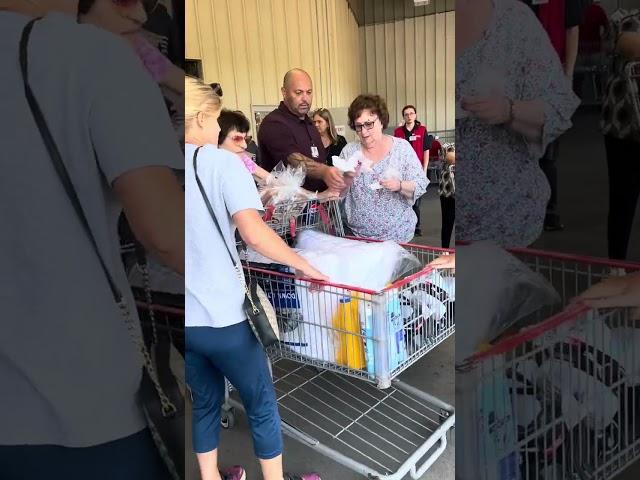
[457,249,640,480]
[262,198,344,239]
[225,199,456,479]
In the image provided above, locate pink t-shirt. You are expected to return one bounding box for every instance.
[239,154,258,174]
[128,33,171,83]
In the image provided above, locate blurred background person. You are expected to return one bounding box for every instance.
[575,0,609,100]
[521,0,589,232]
[394,104,430,236]
[439,143,456,248]
[312,107,347,165]
[601,8,640,261]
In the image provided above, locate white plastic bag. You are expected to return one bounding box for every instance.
[295,230,420,291]
[381,166,401,181]
[259,161,315,206]
[456,242,561,363]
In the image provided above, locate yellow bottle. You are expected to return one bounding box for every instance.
[333,294,366,370]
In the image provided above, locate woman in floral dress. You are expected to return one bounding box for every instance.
[456,0,579,246]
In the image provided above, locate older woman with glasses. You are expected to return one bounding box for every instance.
[338,94,428,242]
[218,109,272,183]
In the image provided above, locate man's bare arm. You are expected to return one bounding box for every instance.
[286,152,346,190]
[286,152,326,178]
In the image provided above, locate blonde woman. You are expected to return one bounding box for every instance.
[312,107,347,164]
[184,76,326,480]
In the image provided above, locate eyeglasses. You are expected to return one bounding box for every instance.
[230,135,247,144]
[354,117,378,133]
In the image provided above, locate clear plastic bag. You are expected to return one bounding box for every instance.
[259,161,315,207]
[456,242,561,363]
[380,166,401,181]
[295,230,421,291]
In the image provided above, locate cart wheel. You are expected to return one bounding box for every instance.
[221,408,236,429]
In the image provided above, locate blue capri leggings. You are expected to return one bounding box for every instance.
[186,322,283,459]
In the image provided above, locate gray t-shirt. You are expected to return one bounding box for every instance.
[185,143,263,328]
[0,12,182,446]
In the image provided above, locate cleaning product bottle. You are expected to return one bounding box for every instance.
[333,295,366,370]
[360,300,375,376]
[386,294,406,371]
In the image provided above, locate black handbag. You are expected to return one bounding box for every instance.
[20,18,184,479]
[192,147,280,347]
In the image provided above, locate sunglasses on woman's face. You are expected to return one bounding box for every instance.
[230,135,247,144]
[112,0,159,14]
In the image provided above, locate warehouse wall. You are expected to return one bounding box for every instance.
[186,0,361,136]
[359,10,455,131]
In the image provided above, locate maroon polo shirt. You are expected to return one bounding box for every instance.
[257,101,328,192]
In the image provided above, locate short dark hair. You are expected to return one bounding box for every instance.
[402,105,417,116]
[217,109,250,145]
[347,94,390,130]
[210,83,223,97]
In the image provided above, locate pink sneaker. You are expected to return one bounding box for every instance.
[284,473,322,480]
[219,465,246,480]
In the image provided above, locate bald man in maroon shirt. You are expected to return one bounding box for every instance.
[258,69,346,192]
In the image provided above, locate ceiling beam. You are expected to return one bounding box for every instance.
[346,0,454,26]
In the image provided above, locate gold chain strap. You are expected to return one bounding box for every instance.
[235,263,259,314]
[141,263,158,345]
[118,272,177,417]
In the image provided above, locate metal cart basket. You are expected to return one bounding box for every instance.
[226,199,456,479]
[458,249,640,480]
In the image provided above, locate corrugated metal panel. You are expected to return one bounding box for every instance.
[185,0,362,130]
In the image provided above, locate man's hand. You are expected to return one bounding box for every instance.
[460,96,511,125]
[323,166,346,190]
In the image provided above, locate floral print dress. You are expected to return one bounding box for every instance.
[340,137,428,243]
[456,0,579,247]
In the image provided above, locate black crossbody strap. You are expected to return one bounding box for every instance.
[20,18,121,301]
[192,147,240,267]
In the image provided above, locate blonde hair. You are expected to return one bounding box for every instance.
[312,108,339,145]
[184,76,222,129]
